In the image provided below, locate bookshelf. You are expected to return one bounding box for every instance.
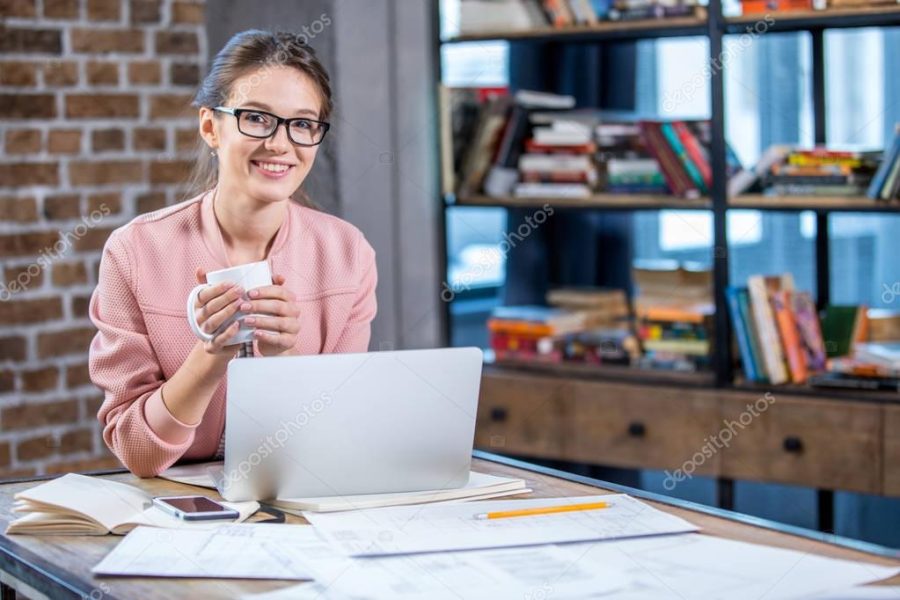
[434,1,900,524]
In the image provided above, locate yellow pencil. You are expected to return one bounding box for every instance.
[474,501,612,520]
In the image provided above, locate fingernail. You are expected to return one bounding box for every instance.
[250,290,260,298]
[245,317,256,325]
[241,302,252,311]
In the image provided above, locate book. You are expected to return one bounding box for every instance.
[747,275,789,384]
[854,342,900,370]
[6,473,259,536]
[771,290,808,383]
[726,286,761,382]
[792,291,827,372]
[821,305,868,358]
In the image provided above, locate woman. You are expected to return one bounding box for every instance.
[89,30,377,477]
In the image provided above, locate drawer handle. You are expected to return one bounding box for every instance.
[628,422,646,438]
[783,436,804,454]
[490,407,508,423]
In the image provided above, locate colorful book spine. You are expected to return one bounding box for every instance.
[747,275,789,384]
[737,288,767,383]
[639,122,699,198]
[792,291,826,372]
[661,122,708,195]
[673,121,713,190]
[726,286,760,382]
[771,290,809,384]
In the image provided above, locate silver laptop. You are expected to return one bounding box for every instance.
[221,347,483,502]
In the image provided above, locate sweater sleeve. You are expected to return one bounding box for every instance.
[89,229,199,477]
[332,232,378,354]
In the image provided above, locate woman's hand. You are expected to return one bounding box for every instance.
[193,268,245,357]
[241,274,301,356]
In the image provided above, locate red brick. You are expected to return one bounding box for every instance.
[171,1,203,23]
[36,327,95,358]
[137,191,166,213]
[0,26,62,54]
[149,94,193,119]
[71,28,144,53]
[0,443,11,468]
[127,60,160,85]
[0,197,38,222]
[65,363,91,389]
[0,232,60,257]
[130,0,160,23]
[43,194,80,219]
[47,129,82,154]
[155,31,198,54]
[43,61,79,86]
[85,61,119,86]
[43,0,79,19]
[175,128,198,152]
[69,160,142,185]
[60,428,94,453]
[0,61,38,86]
[2,399,79,429]
[170,62,199,86]
[149,160,192,184]
[91,128,125,152]
[0,298,63,325]
[65,94,139,119]
[86,0,119,21]
[0,337,26,361]
[70,295,92,319]
[0,370,13,393]
[17,435,57,461]
[0,94,56,119]
[21,366,59,392]
[0,163,59,186]
[134,127,166,151]
[4,129,42,154]
[0,0,37,18]
[4,264,44,290]
[81,393,103,417]
[72,227,115,252]
[51,261,88,286]
[87,192,121,214]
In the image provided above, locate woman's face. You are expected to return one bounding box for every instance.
[200,65,325,205]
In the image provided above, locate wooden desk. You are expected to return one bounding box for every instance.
[0,451,896,599]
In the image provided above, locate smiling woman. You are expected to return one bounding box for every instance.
[87,30,378,477]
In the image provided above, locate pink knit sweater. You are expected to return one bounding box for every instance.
[89,188,377,477]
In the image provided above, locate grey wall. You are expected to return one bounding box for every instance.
[207,0,444,350]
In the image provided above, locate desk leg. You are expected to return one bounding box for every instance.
[1,582,15,600]
[716,477,734,511]
[817,489,835,533]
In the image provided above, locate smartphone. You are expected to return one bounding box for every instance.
[152,495,239,521]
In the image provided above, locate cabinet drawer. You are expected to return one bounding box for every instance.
[719,394,881,494]
[569,381,721,475]
[884,406,900,497]
[475,372,572,459]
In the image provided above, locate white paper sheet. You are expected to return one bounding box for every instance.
[806,587,900,599]
[242,533,899,600]
[303,494,698,556]
[92,524,320,580]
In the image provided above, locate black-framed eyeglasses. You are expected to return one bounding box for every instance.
[212,106,330,147]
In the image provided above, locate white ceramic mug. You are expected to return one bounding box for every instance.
[186,261,272,346]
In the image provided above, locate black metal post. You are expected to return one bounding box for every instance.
[811,28,831,309]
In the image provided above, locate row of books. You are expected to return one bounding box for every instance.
[741,0,898,15]
[761,148,880,197]
[457,0,705,35]
[868,127,900,201]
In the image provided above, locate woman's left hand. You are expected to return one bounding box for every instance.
[241,274,301,356]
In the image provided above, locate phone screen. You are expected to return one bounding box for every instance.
[159,496,230,513]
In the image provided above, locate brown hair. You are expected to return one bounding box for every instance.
[182,29,333,208]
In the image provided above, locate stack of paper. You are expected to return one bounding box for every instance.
[159,462,531,513]
[6,474,258,535]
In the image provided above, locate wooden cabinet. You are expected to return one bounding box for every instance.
[569,380,721,475]
[475,371,573,460]
[717,393,881,494]
[884,406,900,496]
[475,367,895,496]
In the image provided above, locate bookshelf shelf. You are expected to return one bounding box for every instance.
[724,5,900,34]
[452,194,900,213]
[733,381,900,404]
[443,14,708,44]
[484,357,716,388]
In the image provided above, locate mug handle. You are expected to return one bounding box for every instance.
[186,283,217,343]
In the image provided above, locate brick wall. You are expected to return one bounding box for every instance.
[0,0,207,477]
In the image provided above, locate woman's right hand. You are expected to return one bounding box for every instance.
[193,268,245,356]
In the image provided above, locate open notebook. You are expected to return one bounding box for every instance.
[160,462,532,513]
[6,473,259,535]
